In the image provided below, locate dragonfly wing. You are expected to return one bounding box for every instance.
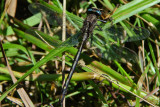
[107,44,138,63]
[104,26,150,42]
[25,27,81,48]
[25,28,62,47]
[94,43,139,63]
[28,3,62,26]
[92,32,139,63]
[60,32,81,47]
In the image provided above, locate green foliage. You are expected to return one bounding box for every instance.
[0,0,160,106]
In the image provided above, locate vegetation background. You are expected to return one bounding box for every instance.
[0,0,159,106]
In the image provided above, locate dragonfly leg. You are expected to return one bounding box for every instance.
[101,4,120,20]
[97,19,107,23]
[96,24,103,31]
[99,4,119,25]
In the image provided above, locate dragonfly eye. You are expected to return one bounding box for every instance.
[88,8,102,16]
[96,10,102,15]
[87,8,93,12]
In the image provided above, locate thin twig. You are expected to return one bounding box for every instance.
[61,0,66,107]
[35,31,54,49]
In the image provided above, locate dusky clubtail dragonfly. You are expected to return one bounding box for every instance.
[60,7,104,102]
[27,3,150,104]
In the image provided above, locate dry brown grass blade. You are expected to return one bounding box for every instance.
[0,94,24,106]
[5,0,17,17]
[0,39,34,107]
[140,87,159,102]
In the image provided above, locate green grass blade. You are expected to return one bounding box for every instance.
[112,0,160,24]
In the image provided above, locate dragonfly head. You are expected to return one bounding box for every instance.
[88,7,102,16]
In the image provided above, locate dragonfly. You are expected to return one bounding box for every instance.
[27,3,150,104]
[60,7,104,102]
